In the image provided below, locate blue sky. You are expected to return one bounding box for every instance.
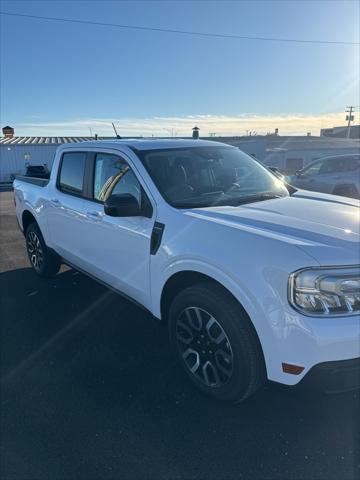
[1,0,359,136]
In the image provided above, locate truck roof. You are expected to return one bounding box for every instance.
[56,138,229,151]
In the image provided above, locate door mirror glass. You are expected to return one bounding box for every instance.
[104,194,142,217]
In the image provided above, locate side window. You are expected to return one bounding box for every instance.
[302,160,324,176]
[319,158,352,174]
[58,152,87,195]
[93,153,142,206]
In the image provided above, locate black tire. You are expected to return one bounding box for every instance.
[168,282,265,403]
[333,185,359,199]
[25,222,61,277]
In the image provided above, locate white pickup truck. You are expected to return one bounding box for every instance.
[14,139,360,402]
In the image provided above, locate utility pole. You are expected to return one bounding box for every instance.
[345,106,354,139]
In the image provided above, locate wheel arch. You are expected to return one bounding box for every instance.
[161,269,263,335]
[158,263,261,322]
[21,206,50,245]
[160,269,267,376]
[22,209,37,234]
[161,271,220,321]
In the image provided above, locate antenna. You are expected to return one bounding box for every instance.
[112,122,121,139]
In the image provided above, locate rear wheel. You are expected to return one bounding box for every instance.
[25,223,61,277]
[168,282,265,403]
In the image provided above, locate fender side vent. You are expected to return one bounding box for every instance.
[150,222,165,255]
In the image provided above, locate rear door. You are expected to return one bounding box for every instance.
[47,150,91,267]
[314,157,357,193]
[330,157,360,190]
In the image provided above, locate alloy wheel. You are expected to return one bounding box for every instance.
[27,231,44,272]
[175,306,234,388]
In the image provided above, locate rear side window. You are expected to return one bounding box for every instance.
[320,158,354,174]
[58,152,87,195]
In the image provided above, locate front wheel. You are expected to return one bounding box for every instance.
[168,283,265,403]
[25,223,61,277]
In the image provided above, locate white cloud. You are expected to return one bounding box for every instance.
[13,112,357,137]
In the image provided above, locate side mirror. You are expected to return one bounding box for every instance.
[104,194,142,217]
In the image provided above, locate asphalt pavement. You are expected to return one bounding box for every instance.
[0,190,359,480]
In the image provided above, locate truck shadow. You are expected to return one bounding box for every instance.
[1,267,358,479]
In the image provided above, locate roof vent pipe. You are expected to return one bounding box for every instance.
[2,126,14,138]
[192,126,200,139]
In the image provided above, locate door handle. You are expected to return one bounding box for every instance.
[86,211,102,221]
[50,198,61,206]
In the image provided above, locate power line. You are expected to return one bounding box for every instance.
[1,11,359,46]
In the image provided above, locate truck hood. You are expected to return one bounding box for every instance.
[186,190,360,266]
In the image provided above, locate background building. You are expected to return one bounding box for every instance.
[320,124,360,139]
[1,126,360,181]
[0,131,93,182]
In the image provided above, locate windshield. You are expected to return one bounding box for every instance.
[138,146,288,208]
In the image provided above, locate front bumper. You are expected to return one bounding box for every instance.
[262,304,360,386]
[299,357,360,393]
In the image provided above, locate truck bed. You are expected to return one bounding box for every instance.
[15,175,49,187]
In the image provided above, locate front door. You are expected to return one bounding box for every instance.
[79,151,155,309]
[294,159,325,191]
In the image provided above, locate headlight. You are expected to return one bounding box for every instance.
[289,267,360,316]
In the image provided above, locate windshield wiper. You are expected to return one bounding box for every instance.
[172,193,285,209]
[233,193,285,206]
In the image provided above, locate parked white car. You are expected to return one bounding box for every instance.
[13,139,360,402]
